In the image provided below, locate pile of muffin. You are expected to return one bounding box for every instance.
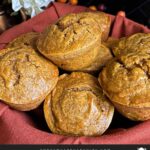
[1,11,150,136]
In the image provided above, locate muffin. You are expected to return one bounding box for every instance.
[6,32,39,49]
[37,12,112,72]
[0,46,58,111]
[44,72,114,136]
[82,44,112,72]
[112,33,150,56]
[80,12,111,41]
[99,51,150,121]
[58,12,111,41]
[104,37,120,53]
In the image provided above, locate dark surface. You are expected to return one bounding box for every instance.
[78,0,150,28]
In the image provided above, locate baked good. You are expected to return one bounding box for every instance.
[44,72,114,136]
[58,12,111,41]
[37,12,112,72]
[79,12,111,41]
[99,51,150,121]
[82,44,112,72]
[6,32,39,49]
[112,33,150,56]
[0,46,58,111]
[104,37,120,53]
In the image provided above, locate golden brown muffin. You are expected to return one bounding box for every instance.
[99,51,150,121]
[104,37,120,52]
[44,72,114,136]
[80,12,111,41]
[6,32,39,49]
[82,44,112,72]
[0,46,59,111]
[58,12,111,41]
[37,12,112,72]
[112,33,150,56]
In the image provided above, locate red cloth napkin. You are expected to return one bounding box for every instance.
[0,2,150,144]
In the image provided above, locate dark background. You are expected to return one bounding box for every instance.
[0,0,150,29]
[78,0,150,28]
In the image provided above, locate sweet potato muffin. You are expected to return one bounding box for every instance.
[80,12,111,41]
[82,44,112,72]
[58,12,111,41]
[112,33,150,56]
[99,51,150,121]
[37,12,112,72]
[0,46,58,111]
[44,72,114,136]
[6,32,39,49]
[104,37,120,52]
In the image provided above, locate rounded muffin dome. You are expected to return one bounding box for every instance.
[6,32,39,49]
[112,33,150,56]
[37,12,112,72]
[99,51,150,121]
[44,72,114,136]
[0,46,59,111]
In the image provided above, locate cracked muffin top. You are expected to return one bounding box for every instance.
[112,33,150,56]
[99,51,150,107]
[6,32,39,49]
[44,72,114,136]
[78,12,111,41]
[37,12,102,60]
[0,46,58,110]
[58,12,111,41]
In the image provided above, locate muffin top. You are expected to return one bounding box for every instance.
[6,32,39,49]
[44,72,114,136]
[112,33,150,56]
[81,12,111,41]
[99,51,150,107]
[37,13,102,59]
[0,46,58,105]
[60,12,111,41]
